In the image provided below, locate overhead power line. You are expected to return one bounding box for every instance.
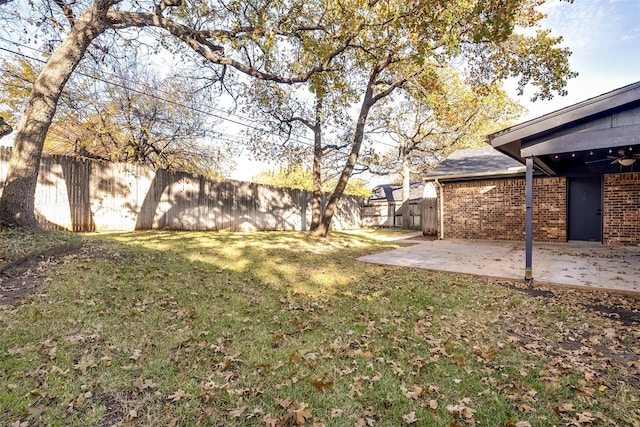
[0,37,399,152]
[0,42,318,148]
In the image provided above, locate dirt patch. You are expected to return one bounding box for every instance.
[587,304,640,326]
[501,282,556,299]
[0,240,105,307]
[495,279,640,324]
[94,391,132,427]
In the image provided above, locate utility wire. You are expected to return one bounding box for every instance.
[0,43,318,148]
[0,37,399,152]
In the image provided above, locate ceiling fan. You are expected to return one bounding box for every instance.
[586,149,640,168]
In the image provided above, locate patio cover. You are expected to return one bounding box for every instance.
[488,81,640,281]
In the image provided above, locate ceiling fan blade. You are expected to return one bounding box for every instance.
[585,158,611,164]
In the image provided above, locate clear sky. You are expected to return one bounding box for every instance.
[512,0,640,122]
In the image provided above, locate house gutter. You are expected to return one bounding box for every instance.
[426,170,526,182]
[435,179,444,240]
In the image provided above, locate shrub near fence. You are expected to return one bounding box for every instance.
[0,147,363,232]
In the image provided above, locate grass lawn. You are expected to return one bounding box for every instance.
[0,229,639,426]
[0,228,81,265]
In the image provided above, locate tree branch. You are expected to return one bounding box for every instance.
[52,0,76,26]
[0,116,12,139]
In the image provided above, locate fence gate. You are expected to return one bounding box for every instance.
[420,198,438,235]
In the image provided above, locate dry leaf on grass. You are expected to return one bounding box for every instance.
[133,377,155,392]
[167,389,189,402]
[227,405,247,418]
[403,411,418,424]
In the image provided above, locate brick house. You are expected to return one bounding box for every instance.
[425,82,640,279]
[426,146,569,242]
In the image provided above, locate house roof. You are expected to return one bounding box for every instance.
[369,182,431,202]
[424,146,525,181]
[488,81,640,176]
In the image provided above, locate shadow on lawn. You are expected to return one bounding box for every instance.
[103,230,400,297]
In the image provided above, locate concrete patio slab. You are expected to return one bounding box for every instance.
[358,237,640,294]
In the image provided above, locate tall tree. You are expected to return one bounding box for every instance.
[363,72,523,227]
[316,0,575,236]
[246,0,576,237]
[0,0,353,228]
[58,63,232,177]
[0,55,229,176]
[242,74,356,230]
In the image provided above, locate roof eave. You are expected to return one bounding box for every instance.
[424,170,526,182]
[489,81,640,149]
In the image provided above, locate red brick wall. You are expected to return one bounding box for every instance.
[440,177,566,242]
[603,172,640,246]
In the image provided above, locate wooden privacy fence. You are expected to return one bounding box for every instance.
[361,201,422,228]
[0,147,363,232]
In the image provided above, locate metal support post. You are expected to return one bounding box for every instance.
[525,156,534,282]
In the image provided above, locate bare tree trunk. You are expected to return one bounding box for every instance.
[400,151,411,228]
[310,96,323,231]
[313,82,376,237]
[0,8,109,228]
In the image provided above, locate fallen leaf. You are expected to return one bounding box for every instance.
[130,349,142,361]
[276,398,292,408]
[133,377,155,391]
[350,377,366,397]
[403,411,418,424]
[294,402,312,425]
[263,413,279,427]
[311,375,334,390]
[331,408,344,418]
[69,391,93,411]
[167,389,189,402]
[50,365,68,376]
[74,355,97,374]
[404,385,423,400]
[627,360,640,369]
[126,409,138,420]
[517,404,536,413]
[30,389,47,398]
[577,411,595,423]
[27,404,46,419]
[554,402,575,414]
[228,405,247,418]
